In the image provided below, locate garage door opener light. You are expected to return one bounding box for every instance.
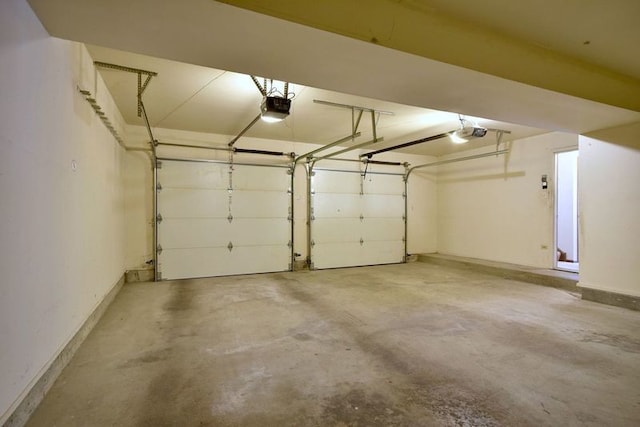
[260,96,291,123]
[450,115,487,144]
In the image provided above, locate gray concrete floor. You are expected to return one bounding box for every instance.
[27,263,640,426]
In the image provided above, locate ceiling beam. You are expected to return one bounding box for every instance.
[217,0,640,113]
[26,0,640,133]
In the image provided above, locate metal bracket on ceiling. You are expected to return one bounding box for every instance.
[314,98,391,145]
[250,75,267,97]
[487,128,511,153]
[313,99,394,116]
[352,109,364,136]
[94,61,157,118]
[312,137,384,162]
[305,99,391,163]
[252,76,291,99]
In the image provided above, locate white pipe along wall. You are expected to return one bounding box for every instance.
[0,0,127,423]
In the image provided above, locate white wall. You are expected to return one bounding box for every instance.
[578,122,640,297]
[436,132,578,268]
[407,169,437,255]
[0,0,126,422]
[123,126,437,270]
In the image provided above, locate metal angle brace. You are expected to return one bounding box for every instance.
[312,137,384,162]
[299,100,393,163]
[310,112,384,163]
[94,61,157,118]
[487,128,511,152]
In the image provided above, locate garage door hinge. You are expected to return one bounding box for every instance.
[288,240,292,248]
[287,168,293,175]
[311,240,315,247]
[156,182,162,191]
[360,214,364,221]
[227,214,233,223]
[287,187,292,194]
[227,241,233,252]
[156,213,163,224]
[402,192,406,198]
[156,244,163,255]
[311,189,315,195]
[402,215,406,222]
[156,160,162,169]
[360,238,364,246]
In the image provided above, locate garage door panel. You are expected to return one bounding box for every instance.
[311,169,406,269]
[157,160,291,280]
[362,218,405,241]
[231,190,289,217]
[361,241,405,264]
[159,245,290,280]
[160,218,231,248]
[160,162,227,189]
[313,218,362,243]
[160,218,289,248]
[362,174,404,194]
[313,170,361,193]
[313,193,361,218]
[312,242,365,269]
[232,166,290,191]
[160,188,228,218]
[362,194,405,217]
[313,241,403,269]
[230,219,290,246]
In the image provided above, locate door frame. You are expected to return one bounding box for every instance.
[155,157,293,280]
[308,165,407,270]
[553,147,579,272]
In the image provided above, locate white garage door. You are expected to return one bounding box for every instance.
[310,168,405,269]
[156,159,291,280]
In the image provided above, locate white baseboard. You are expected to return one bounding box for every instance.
[2,274,125,427]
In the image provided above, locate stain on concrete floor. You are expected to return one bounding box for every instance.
[25,263,640,426]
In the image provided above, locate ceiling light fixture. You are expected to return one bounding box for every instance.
[260,95,291,123]
[449,115,487,144]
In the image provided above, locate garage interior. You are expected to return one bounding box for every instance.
[2,0,640,426]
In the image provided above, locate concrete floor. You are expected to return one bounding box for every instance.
[27,263,640,426]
